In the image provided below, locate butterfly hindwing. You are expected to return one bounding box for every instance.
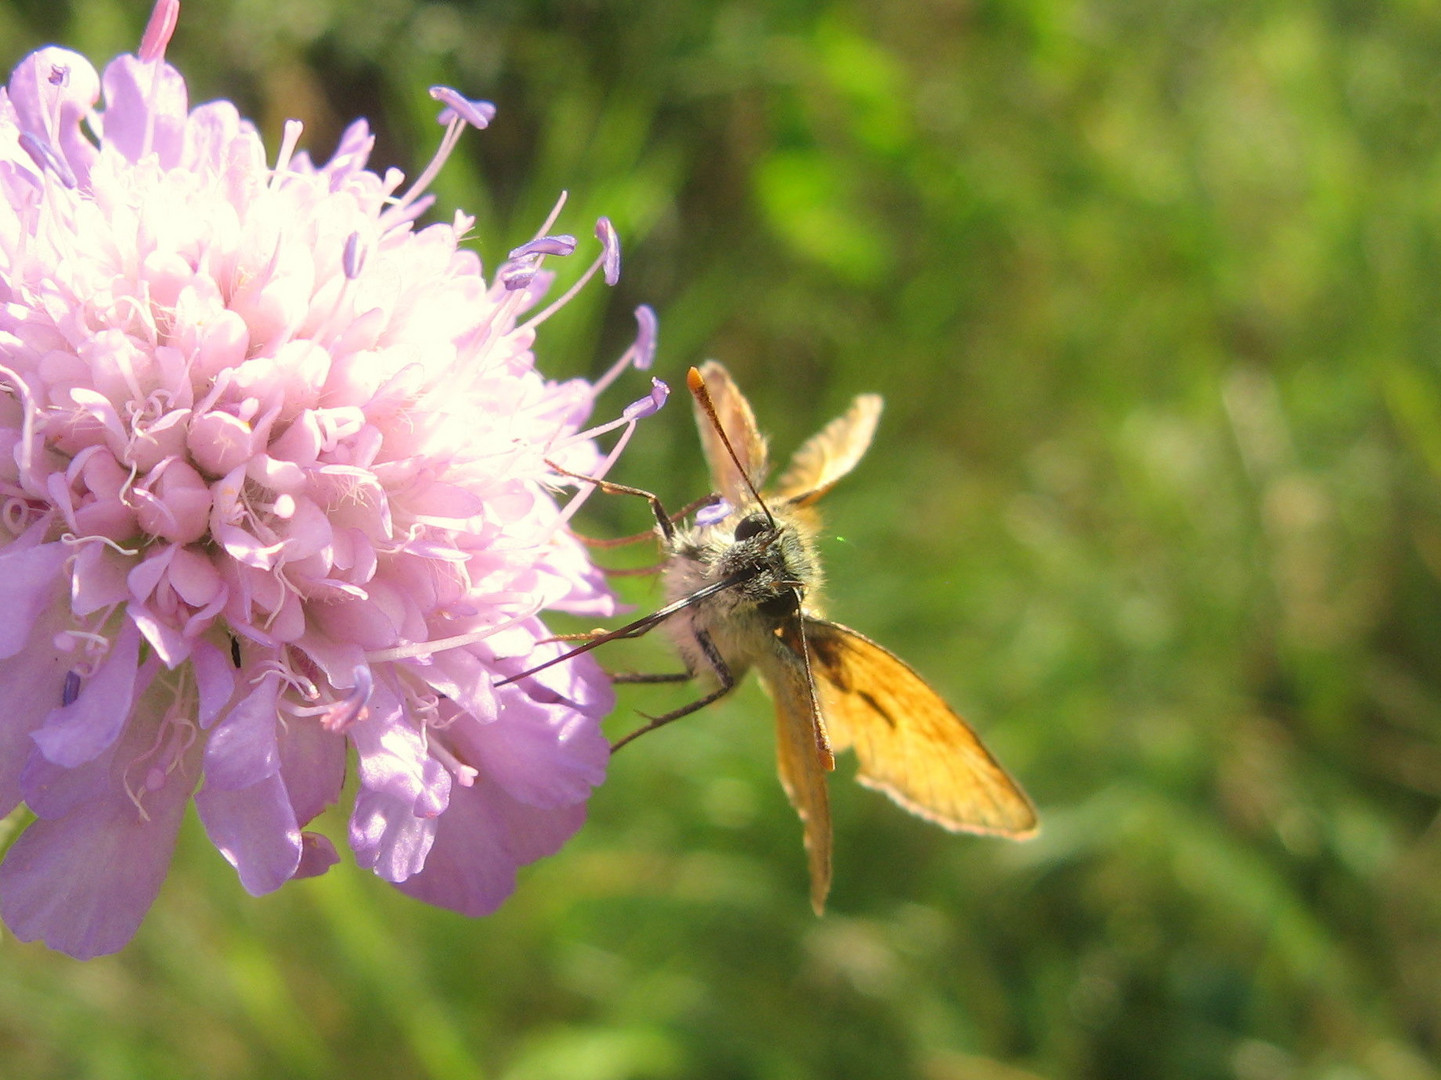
[758,619,836,913]
[803,618,1038,838]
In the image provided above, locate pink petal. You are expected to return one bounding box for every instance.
[278,497,333,561]
[192,309,251,382]
[187,411,259,478]
[0,541,70,659]
[349,687,450,821]
[308,586,407,650]
[0,727,195,960]
[422,648,499,728]
[0,604,73,816]
[138,0,180,63]
[195,771,301,895]
[461,689,608,809]
[126,544,174,601]
[294,832,340,879]
[202,677,280,790]
[406,480,484,521]
[349,784,439,884]
[167,545,224,608]
[133,460,211,544]
[292,630,368,690]
[98,54,187,166]
[393,782,586,917]
[277,715,345,825]
[191,639,237,728]
[19,740,111,820]
[128,603,189,668]
[30,621,140,768]
[195,677,315,895]
[70,541,131,615]
[7,47,100,184]
[266,410,324,465]
[347,683,451,881]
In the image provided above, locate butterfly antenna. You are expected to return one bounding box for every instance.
[687,367,775,527]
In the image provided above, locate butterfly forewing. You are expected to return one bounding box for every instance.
[774,394,883,507]
[692,360,770,503]
[803,619,1038,838]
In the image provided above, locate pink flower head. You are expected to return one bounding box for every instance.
[0,1,662,958]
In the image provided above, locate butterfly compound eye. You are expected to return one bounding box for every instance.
[733,512,770,542]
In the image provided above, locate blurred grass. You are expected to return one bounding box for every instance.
[3,0,1441,1077]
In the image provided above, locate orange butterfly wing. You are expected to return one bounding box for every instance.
[691,360,770,504]
[773,393,883,508]
[804,619,1038,838]
[758,622,836,914]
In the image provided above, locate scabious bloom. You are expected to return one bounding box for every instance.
[0,0,663,958]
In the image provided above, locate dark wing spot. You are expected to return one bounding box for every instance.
[857,689,898,729]
[807,630,853,691]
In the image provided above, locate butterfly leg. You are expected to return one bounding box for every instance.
[610,629,734,752]
[576,494,725,552]
[546,460,722,542]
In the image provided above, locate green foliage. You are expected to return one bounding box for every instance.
[3,1,1441,1077]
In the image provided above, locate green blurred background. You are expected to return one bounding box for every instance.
[3,0,1441,1077]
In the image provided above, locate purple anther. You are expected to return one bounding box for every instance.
[500,261,539,291]
[507,235,577,260]
[695,497,733,528]
[62,670,81,706]
[342,231,367,280]
[18,131,76,189]
[631,305,657,370]
[622,377,669,420]
[429,87,497,130]
[596,217,621,285]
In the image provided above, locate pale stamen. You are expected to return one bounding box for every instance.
[551,378,669,530]
[366,601,544,662]
[124,701,198,821]
[0,363,40,480]
[317,667,372,733]
[138,0,180,63]
[270,120,305,187]
[588,305,658,399]
[380,88,493,229]
[425,737,480,788]
[518,224,621,333]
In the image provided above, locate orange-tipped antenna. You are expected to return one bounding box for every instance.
[686,367,774,527]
